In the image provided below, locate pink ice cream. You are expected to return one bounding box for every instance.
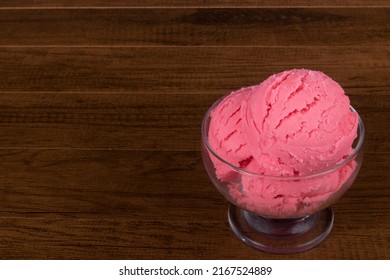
[207,69,358,218]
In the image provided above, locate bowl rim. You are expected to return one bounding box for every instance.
[201,95,365,180]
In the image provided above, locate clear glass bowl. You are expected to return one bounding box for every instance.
[201,97,365,254]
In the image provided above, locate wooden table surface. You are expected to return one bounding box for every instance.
[0,1,389,259]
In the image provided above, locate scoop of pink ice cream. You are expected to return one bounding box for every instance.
[244,69,358,176]
[208,86,254,180]
[207,69,359,218]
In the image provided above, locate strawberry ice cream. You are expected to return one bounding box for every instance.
[207,69,359,218]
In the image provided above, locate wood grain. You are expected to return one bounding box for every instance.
[0,216,388,259]
[0,150,387,217]
[0,0,389,8]
[0,47,388,152]
[0,47,388,93]
[0,151,388,259]
[0,150,220,220]
[0,3,389,260]
[0,92,388,152]
[0,8,388,46]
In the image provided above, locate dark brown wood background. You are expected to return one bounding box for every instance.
[0,1,389,259]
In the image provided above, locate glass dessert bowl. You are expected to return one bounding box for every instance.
[201,98,365,254]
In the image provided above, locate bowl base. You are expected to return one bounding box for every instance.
[228,205,334,254]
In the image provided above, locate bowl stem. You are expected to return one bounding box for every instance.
[228,205,334,254]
